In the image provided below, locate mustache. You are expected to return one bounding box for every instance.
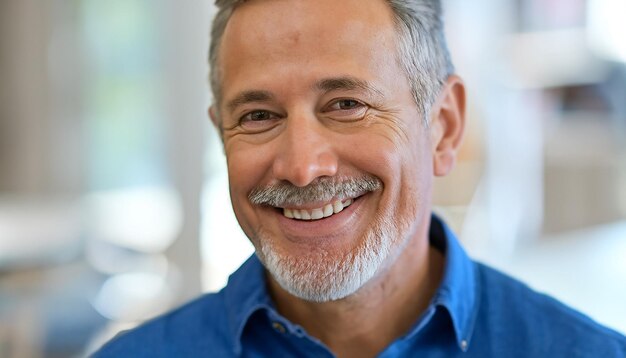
[249,175,382,207]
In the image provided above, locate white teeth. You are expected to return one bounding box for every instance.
[282,198,357,221]
[333,200,343,214]
[323,204,334,217]
[311,208,323,220]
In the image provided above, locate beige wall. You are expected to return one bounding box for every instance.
[0,0,84,195]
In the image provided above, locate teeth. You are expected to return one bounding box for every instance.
[311,208,323,220]
[282,198,355,221]
[332,200,343,214]
[323,204,333,217]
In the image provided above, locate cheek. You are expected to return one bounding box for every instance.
[340,130,409,206]
[225,142,275,230]
[340,134,398,179]
[342,124,432,215]
[399,136,434,218]
[226,141,274,191]
[342,115,426,180]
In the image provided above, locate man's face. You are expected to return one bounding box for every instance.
[215,0,437,301]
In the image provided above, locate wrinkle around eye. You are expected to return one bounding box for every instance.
[242,119,283,134]
[347,105,413,145]
[223,121,284,145]
[322,103,369,123]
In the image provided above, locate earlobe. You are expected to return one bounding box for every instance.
[431,75,466,177]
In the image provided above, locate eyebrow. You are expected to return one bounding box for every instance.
[226,90,275,114]
[314,76,385,99]
[225,76,384,113]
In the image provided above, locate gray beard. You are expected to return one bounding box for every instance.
[248,174,413,302]
[257,215,408,302]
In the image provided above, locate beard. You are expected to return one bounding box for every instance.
[249,175,413,302]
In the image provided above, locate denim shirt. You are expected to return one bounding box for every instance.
[94,215,626,357]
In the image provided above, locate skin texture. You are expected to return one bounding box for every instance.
[210,0,466,356]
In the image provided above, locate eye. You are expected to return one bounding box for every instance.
[238,110,281,132]
[242,110,275,122]
[323,98,368,122]
[329,99,363,111]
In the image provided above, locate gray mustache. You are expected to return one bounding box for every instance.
[249,175,382,207]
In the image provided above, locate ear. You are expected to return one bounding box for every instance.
[208,105,224,140]
[429,75,466,177]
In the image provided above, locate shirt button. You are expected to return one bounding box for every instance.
[460,340,468,351]
[272,322,286,334]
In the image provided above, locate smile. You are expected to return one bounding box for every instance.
[282,198,354,221]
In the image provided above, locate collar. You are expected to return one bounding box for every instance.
[222,214,480,354]
[223,254,272,356]
[426,214,480,352]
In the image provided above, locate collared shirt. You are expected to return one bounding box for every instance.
[94,215,626,357]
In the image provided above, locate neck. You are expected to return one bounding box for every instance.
[267,227,445,358]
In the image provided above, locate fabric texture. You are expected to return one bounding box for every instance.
[94,215,626,357]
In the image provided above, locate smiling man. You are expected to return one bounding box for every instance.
[94,0,626,357]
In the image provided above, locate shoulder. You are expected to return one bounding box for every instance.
[472,263,626,356]
[93,290,235,357]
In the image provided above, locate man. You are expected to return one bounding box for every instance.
[95,0,626,356]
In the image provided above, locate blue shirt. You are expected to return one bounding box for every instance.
[94,215,626,357]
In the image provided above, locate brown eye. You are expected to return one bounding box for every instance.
[337,99,360,110]
[245,110,273,121]
[323,98,368,122]
[238,110,281,133]
[328,99,363,111]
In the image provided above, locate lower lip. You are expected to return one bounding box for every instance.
[274,196,365,244]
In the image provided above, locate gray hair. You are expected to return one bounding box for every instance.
[209,0,454,123]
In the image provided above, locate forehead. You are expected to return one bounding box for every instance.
[224,0,396,37]
[217,0,400,105]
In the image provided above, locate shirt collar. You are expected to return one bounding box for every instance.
[223,254,272,356]
[222,214,480,354]
[428,214,480,351]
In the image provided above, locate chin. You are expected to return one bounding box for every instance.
[257,213,412,303]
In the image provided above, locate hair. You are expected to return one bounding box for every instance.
[209,0,454,123]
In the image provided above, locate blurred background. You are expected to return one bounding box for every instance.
[0,0,624,356]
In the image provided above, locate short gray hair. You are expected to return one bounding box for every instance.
[209,0,454,122]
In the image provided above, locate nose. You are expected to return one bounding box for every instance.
[272,115,338,187]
